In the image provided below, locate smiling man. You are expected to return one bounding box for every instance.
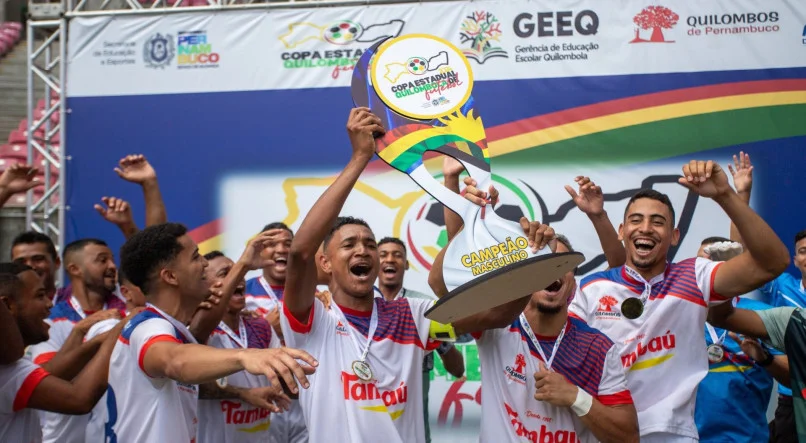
[568,160,791,443]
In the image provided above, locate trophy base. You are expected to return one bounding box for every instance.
[424,252,585,324]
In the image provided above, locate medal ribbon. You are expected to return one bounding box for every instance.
[258,276,282,308]
[623,266,666,307]
[218,317,248,349]
[331,301,379,364]
[146,303,198,344]
[519,313,567,371]
[69,296,106,319]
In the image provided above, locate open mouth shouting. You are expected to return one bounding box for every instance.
[633,238,658,258]
[544,279,563,295]
[273,256,288,272]
[349,261,374,282]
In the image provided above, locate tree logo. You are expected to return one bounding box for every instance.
[598,296,618,312]
[513,354,526,374]
[459,11,508,64]
[630,6,679,43]
[595,295,622,320]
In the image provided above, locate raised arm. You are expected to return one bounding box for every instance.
[189,232,276,342]
[0,164,42,208]
[40,309,122,378]
[565,176,626,269]
[727,152,753,244]
[284,108,382,321]
[441,156,466,241]
[94,196,139,239]
[680,160,789,297]
[115,154,167,227]
[707,302,770,339]
[27,312,131,414]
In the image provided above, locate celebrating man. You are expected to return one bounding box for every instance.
[568,160,790,442]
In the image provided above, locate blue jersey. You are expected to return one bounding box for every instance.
[695,298,782,442]
[759,272,804,396]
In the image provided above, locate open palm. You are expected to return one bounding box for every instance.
[114,155,157,184]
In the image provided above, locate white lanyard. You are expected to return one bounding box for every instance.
[519,313,567,371]
[705,323,727,346]
[258,276,282,306]
[69,296,106,319]
[218,317,248,349]
[146,303,198,344]
[623,266,666,305]
[331,301,379,364]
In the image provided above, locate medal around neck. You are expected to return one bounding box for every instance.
[351,34,584,324]
[620,297,644,319]
[352,360,373,382]
[706,344,725,363]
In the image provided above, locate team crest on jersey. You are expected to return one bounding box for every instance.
[595,295,622,320]
[335,321,349,336]
[504,353,528,384]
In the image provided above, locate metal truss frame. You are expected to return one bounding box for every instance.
[24,0,434,253]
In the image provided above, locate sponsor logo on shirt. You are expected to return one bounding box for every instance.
[505,402,579,443]
[621,331,676,370]
[336,321,349,336]
[504,353,528,385]
[595,295,622,320]
[220,400,271,430]
[176,381,198,395]
[342,372,408,420]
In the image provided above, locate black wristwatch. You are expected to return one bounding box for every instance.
[756,350,775,367]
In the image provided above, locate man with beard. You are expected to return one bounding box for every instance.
[568,160,790,442]
[0,262,130,443]
[105,222,316,442]
[436,172,638,443]
[376,237,465,443]
[280,108,539,443]
[198,251,292,443]
[244,222,308,442]
[28,239,126,443]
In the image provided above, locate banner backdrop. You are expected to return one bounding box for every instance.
[66,1,806,440]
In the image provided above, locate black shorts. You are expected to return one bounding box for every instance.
[769,395,797,443]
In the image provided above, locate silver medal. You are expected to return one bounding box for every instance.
[706,344,724,363]
[352,360,373,382]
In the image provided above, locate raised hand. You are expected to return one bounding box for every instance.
[0,164,42,195]
[678,160,732,199]
[564,176,604,216]
[75,309,123,335]
[315,289,332,310]
[519,217,555,253]
[238,347,318,395]
[238,230,280,271]
[727,151,753,195]
[346,107,384,160]
[442,155,466,178]
[461,176,499,207]
[702,241,743,261]
[533,361,578,407]
[196,283,223,311]
[114,154,157,185]
[94,196,134,227]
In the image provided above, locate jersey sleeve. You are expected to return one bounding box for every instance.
[84,318,120,342]
[128,318,182,378]
[27,319,66,365]
[756,307,797,352]
[407,298,443,351]
[0,359,50,413]
[567,285,590,324]
[281,297,335,348]
[694,257,727,306]
[596,344,633,406]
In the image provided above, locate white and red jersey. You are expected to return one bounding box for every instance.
[281,296,440,443]
[83,318,122,443]
[0,358,50,443]
[197,316,281,443]
[476,317,632,443]
[105,304,199,442]
[27,294,126,443]
[568,258,726,439]
[244,277,283,317]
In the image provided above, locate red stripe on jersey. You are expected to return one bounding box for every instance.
[118,335,130,345]
[138,335,182,377]
[568,312,585,323]
[13,367,50,411]
[597,390,634,406]
[33,351,56,365]
[283,302,313,334]
[709,261,726,300]
[583,277,642,295]
[665,291,707,307]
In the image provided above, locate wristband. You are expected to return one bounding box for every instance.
[756,350,775,367]
[570,388,593,417]
[429,319,457,342]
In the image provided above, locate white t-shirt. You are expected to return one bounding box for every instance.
[28,295,125,443]
[568,258,725,439]
[280,297,440,443]
[104,304,199,442]
[84,318,121,443]
[197,316,281,443]
[476,316,632,443]
[0,358,50,443]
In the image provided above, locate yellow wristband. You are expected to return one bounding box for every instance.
[429,321,457,342]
